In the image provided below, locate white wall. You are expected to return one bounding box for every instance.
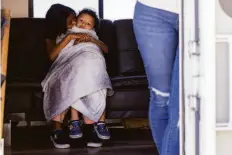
[216,0,232,34]
[2,0,28,17]
[217,131,232,155]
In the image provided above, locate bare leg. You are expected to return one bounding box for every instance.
[83,116,95,124]
[99,111,106,122]
[95,111,110,140]
[53,113,63,123]
[52,113,65,130]
[71,107,79,121]
[51,112,70,148]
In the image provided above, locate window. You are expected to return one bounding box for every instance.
[103,0,137,20]
[33,0,137,20]
[33,0,99,18]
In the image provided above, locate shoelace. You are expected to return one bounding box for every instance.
[70,123,80,131]
[54,130,65,140]
[97,123,107,132]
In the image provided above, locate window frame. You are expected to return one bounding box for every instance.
[29,0,103,18]
[30,0,134,19]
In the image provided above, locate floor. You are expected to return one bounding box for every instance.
[5,126,158,155]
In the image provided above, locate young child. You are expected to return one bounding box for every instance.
[56,8,107,53]
[56,8,111,142]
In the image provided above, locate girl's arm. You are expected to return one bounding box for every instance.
[46,33,91,61]
[90,38,108,53]
[45,35,71,61]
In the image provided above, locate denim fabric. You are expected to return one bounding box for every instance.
[133,2,179,155]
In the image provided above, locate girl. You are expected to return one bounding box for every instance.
[44,4,110,148]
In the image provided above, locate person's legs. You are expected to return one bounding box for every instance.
[133,2,178,154]
[99,111,106,121]
[161,46,179,155]
[50,112,70,149]
[52,113,64,129]
[83,116,103,148]
[82,89,108,147]
[71,108,79,120]
[83,116,95,124]
[94,111,110,140]
[92,90,110,140]
[69,108,82,139]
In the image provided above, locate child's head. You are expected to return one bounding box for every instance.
[76,9,99,31]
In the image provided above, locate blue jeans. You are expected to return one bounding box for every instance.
[133,2,179,155]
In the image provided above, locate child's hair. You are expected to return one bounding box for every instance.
[77,8,99,32]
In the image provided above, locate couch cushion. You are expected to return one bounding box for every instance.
[114,19,145,76]
[8,18,51,83]
[5,18,149,119]
[107,89,149,111]
[111,75,148,89]
[98,19,118,77]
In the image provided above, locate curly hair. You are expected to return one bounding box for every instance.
[76,8,99,32]
[45,4,76,37]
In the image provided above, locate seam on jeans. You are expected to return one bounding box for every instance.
[164,122,173,155]
[163,116,179,155]
[162,109,174,155]
[148,109,162,155]
[163,89,174,154]
[163,72,179,155]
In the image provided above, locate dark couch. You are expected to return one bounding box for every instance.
[5,18,149,122]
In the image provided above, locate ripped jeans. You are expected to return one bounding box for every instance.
[133,2,179,155]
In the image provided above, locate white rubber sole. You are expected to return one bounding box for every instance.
[69,133,83,139]
[50,136,70,149]
[87,142,102,148]
[94,126,110,140]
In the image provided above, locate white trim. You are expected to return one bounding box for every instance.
[228,40,232,125]
[216,123,232,131]
[179,0,185,154]
[198,0,216,154]
[216,35,232,41]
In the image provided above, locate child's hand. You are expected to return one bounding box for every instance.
[68,33,91,42]
[67,33,91,43]
[78,34,92,42]
[74,39,81,45]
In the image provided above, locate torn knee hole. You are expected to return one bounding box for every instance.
[151,87,170,97]
[151,87,170,107]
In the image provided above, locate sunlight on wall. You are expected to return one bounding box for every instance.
[2,0,28,17]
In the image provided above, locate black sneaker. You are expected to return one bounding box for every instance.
[50,129,70,149]
[84,124,103,148]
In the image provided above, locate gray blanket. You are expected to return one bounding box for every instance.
[41,41,112,121]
